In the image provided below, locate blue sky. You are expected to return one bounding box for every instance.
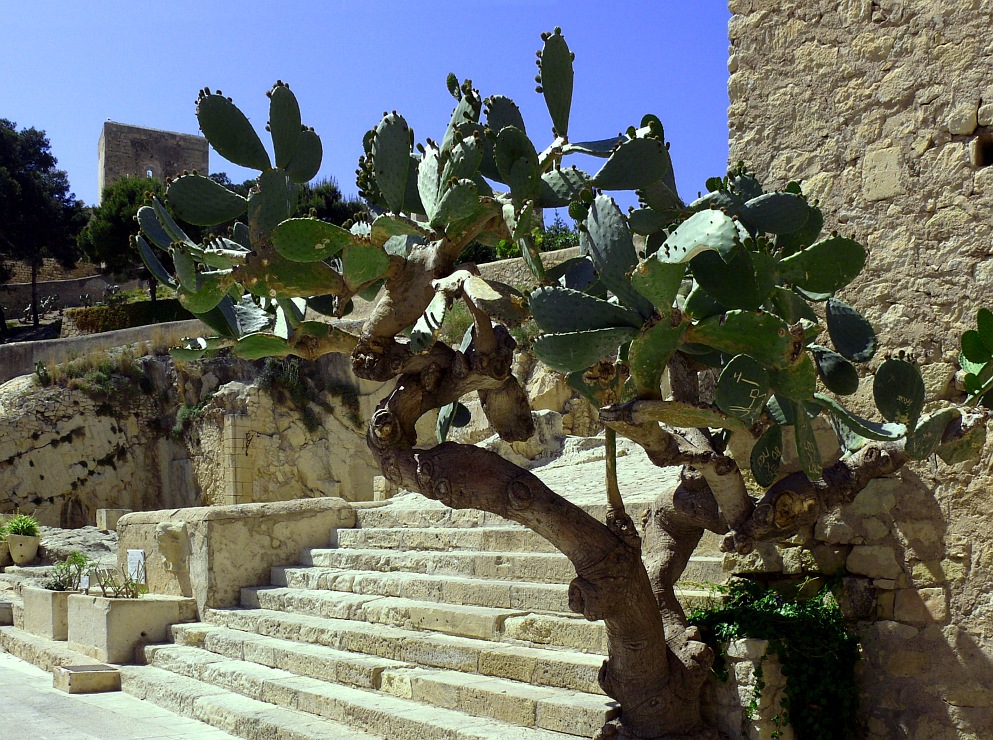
[1,1,731,208]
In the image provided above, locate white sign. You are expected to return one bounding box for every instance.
[126,549,146,583]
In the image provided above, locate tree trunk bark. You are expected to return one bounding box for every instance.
[367,416,716,738]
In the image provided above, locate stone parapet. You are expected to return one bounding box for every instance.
[116,497,357,614]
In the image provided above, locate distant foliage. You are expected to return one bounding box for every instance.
[65,299,191,334]
[77,176,166,274]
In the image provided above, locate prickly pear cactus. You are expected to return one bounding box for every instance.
[135,33,982,490]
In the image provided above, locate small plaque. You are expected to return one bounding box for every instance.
[126,549,146,583]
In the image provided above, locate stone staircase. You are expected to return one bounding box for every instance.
[119,450,725,739]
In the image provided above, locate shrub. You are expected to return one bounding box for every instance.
[5,513,40,537]
[65,298,192,335]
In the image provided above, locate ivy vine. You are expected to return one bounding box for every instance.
[689,579,861,740]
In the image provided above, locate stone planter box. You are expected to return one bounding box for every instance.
[22,586,73,640]
[7,534,40,564]
[67,594,197,664]
[0,540,11,568]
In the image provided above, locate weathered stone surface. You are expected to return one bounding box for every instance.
[730,4,993,735]
[847,545,902,581]
[863,147,906,201]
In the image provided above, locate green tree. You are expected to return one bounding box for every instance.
[294,177,366,225]
[137,39,986,738]
[0,119,86,330]
[77,176,167,301]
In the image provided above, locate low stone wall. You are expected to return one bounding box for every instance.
[477,246,580,289]
[117,497,356,614]
[0,319,208,384]
[0,275,140,315]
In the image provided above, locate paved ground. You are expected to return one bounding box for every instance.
[0,649,234,739]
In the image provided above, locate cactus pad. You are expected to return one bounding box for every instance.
[540,166,592,208]
[583,195,653,317]
[750,424,783,487]
[268,218,352,262]
[538,28,574,137]
[906,407,961,460]
[530,286,642,334]
[197,93,271,171]
[533,326,637,374]
[769,353,817,401]
[167,174,248,226]
[812,393,906,441]
[631,256,685,313]
[690,247,775,311]
[593,137,671,191]
[739,192,809,235]
[371,113,412,212]
[716,354,771,423]
[269,84,302,169]
[285,129,323,183]
[687,310,798,370]
[810,345,860,395]
[873,357,925,426]
[794,403,822,481]
[410,292,448,353]
[135,236,177,288]
[233,333,294,360]
[485,95,526,133]
[779,236,866,295]
[628,319,686,397]
[826,297,876,362]
[658,209,742,264]
[341,242,392,292]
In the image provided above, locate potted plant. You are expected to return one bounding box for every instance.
[24,552,91,641]
[5,513,41,565]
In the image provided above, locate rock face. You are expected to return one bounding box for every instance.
[729,2,993,736]
[0,372,188,528]
[185,355,386,504]
[0,351,384,524]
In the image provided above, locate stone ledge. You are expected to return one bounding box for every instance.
[118,498,357,615]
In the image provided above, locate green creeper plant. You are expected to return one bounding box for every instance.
[135,29,989,740]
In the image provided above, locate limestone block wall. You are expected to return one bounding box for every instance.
[728,0,993,356]
[727,2,993,736]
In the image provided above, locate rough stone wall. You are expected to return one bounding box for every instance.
[0,376,193,527]
[183,354,385,505]
[728,1,993,736]
[97,122,208,202]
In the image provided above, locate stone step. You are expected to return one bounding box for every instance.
[272,566,572,613]
[120,663,379,739]
[353,500,637,531]
[130,649,580,739]
[171,622,410,691]
[336,526,560,554]
[301,548,725,587]
[204,607,606,695]
[353,503,522,530]
[153,638,617,737]
[302,547,576,584]
[243,587,606,652]
[0,624,101,673]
